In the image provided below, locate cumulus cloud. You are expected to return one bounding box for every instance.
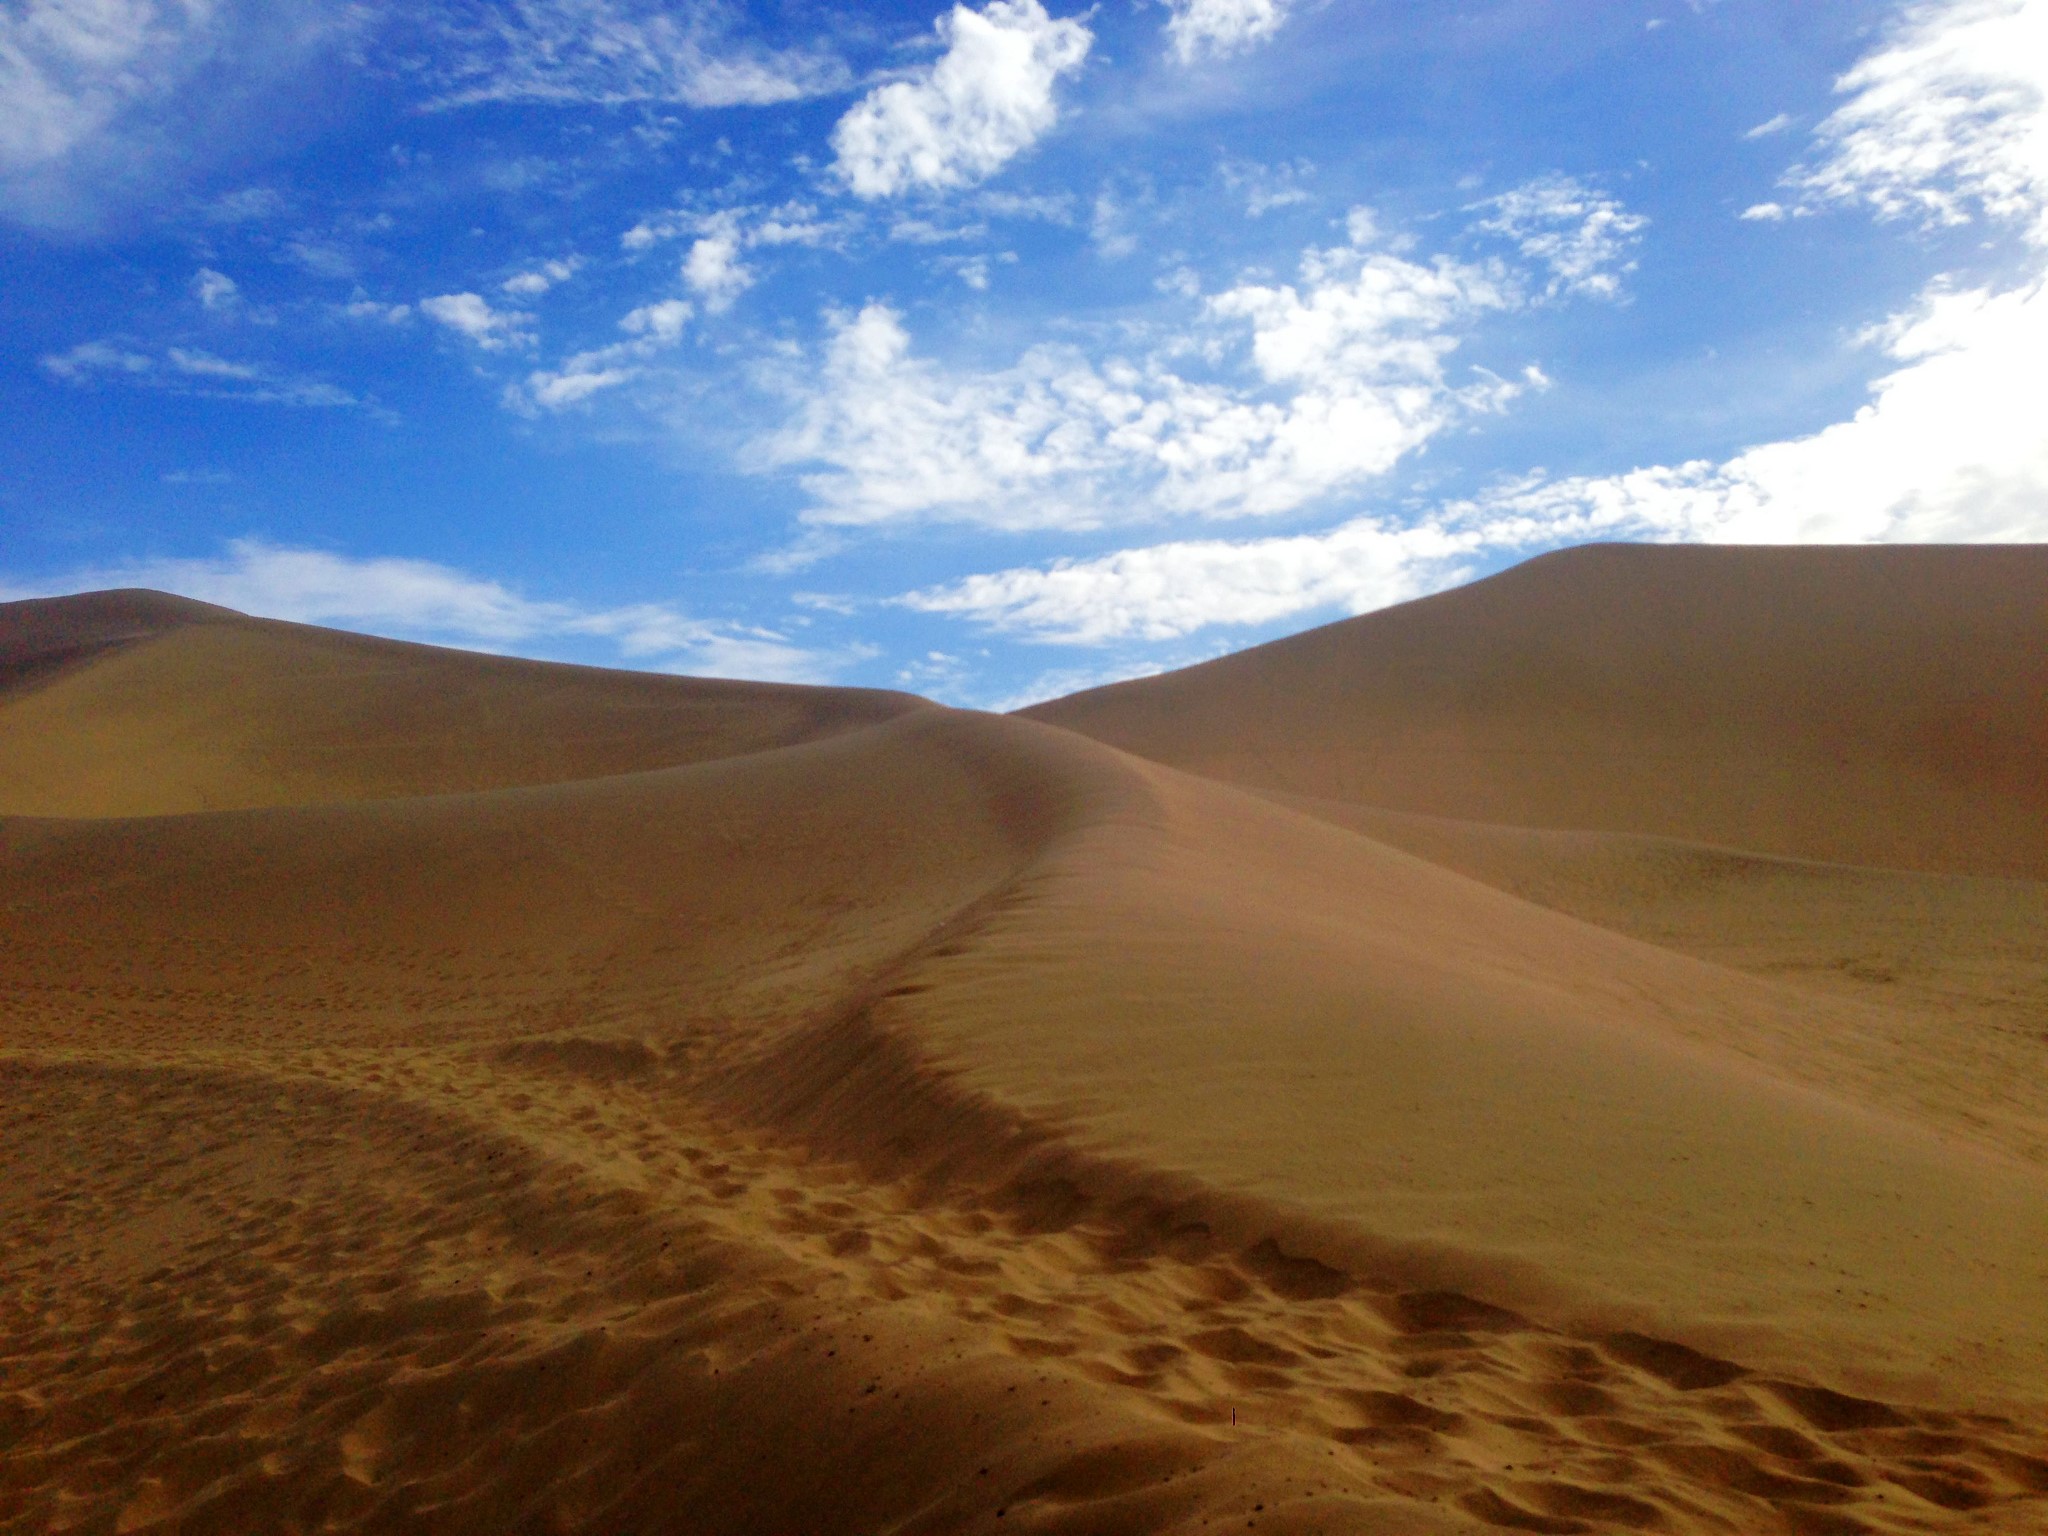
[40,337,357,405]
[621,297,693,341]
[426,0,847,110]
[1164,0,1291,64]
[682,210,752,310]
[420,292,532,350]
[761,208,1542,531]
[502,257,582,297]
[831,0,1092,198]
[1467,175,1648,299]
[0,538,845,683]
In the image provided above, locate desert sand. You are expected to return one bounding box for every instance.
[3,542,2046,1535]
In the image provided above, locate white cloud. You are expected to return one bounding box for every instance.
[40,337,356,406]
[1221,156,1314,216]
[192,267,239,311]
[939,253,994,288]
[904,519,1475,642]
[420,291,532,350]
[1740,201,1788,221]
[621,297,693,341]
[906,2,2048,651]
[507,296,694,413]
[520,367,635,409]
[1456,0,2048,552]
[1744,111,1795,139]
[1089,187,1138,257]
[502,257,582,296]
[1452,273,2048,547]
[623,201,844,309]
[682,210,752,310]
[40,339,152,382]
[427,0,848,110]
[0,538,846,683]
[761,210,1541,531]
[166,346,260,381]
[1790,0,2048,240]
[344,296,412,324]
[831,0,1092,198]
[1164,0,1291,64]
[1467,174,1648,299]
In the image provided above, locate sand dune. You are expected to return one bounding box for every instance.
[4,549,2046,1534]
[0,590,920,816]
[1025,543,2048,879]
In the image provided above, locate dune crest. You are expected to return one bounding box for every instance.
[5,552,2047,1534]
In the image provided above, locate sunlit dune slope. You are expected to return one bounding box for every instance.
[1023,543,2048,879]
[5,553,2048,1535]
[0,589,922,815]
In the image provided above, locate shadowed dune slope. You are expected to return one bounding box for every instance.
[0,589,923,815]
[5,558,2048,1535]
[1023,544,2048,879]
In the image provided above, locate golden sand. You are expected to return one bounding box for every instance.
[4,544,2046,1534]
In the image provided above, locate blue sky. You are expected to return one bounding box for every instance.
[4,0,2044,707]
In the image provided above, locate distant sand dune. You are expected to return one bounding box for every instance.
[1025,544,2048,879]
[4,546,2046,1533]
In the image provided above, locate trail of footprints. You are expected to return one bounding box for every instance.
[331,1044,2048,1533]
[6,1044,2048,1535]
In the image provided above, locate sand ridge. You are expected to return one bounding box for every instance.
[4,553,2047,1534]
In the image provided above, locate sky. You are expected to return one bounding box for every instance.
[3,0,2044,708]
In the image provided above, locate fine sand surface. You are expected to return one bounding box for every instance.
[3,545,2046,1535]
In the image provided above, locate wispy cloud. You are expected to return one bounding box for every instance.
[505,296,694,413]
[425,0,849,110]
[0,0,358,232]
[831,0,1092,198]
[40,339,358,407]
[192,268,241,312]
[2,539,850,684]
[1467,174,1648,300]
[1789,0,2048,240]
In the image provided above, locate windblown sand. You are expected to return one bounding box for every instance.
[4,544,2046,1535]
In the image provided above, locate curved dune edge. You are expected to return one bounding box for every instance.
[6,572,2048,1533]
